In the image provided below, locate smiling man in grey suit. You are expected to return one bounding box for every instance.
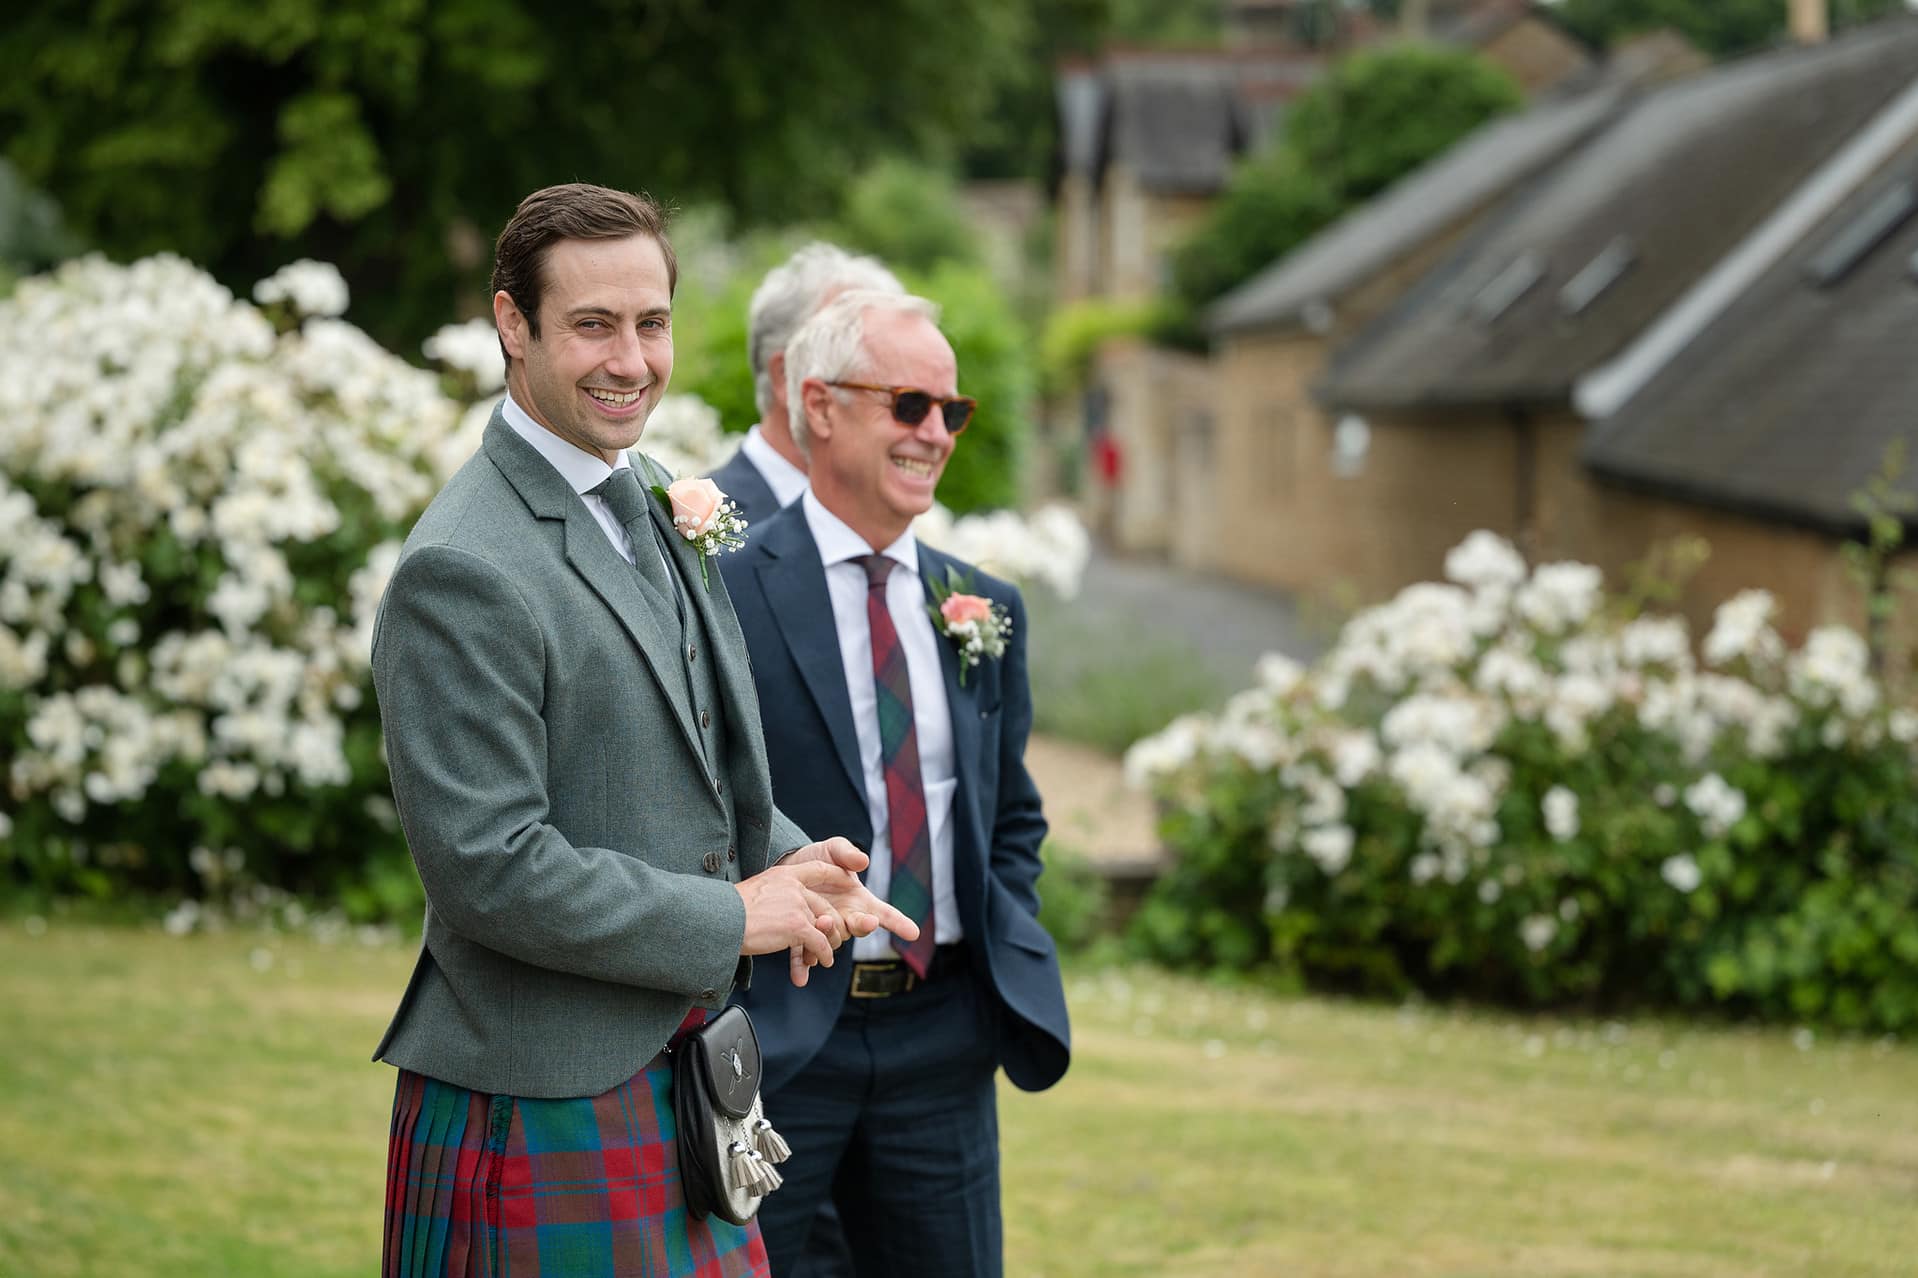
[722,290,1070,1277]
[370,184,916,1278]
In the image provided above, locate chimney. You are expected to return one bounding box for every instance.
[1789,0,1829,44]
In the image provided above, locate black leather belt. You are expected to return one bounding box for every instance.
[848,944,967,998]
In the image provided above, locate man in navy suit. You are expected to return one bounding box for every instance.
[720,290,1070,1277]
[708,244,903,525]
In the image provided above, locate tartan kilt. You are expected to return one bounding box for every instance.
[383,1015,768,1278]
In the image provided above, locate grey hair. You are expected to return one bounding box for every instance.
[785,290,941,458]
[747,243,904,417]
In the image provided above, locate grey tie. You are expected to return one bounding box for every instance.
[591,468,680,618]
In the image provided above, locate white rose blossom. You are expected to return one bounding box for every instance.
[1541,786,1580,842]
[1684,773,1747,840]
[252,258,350,318]
[1661,853,1703,894]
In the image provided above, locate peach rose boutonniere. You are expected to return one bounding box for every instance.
[651,476,749,589]
[928,567,1011,687]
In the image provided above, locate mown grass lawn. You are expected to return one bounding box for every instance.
[4,920,1915,1277]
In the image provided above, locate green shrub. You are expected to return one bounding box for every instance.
[0,255,441,912]
[1125,531,1918,1031]
[1036,840,1114,954]
[1284,44,1523,205]
[1038,297,1165,396]
[903,259,1035,513]
[831,157,983,277]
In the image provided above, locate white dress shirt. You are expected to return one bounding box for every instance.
[502,393,667,574]
[800,490,962,958]
[740,424,809,508]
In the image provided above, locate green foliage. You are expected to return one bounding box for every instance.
[1841,440,1918,680]
[1036,840,1114,953]
[1038,297,1164,395]
[1168,147,1344,316]
[907,260,1035,512]
[665,210,811,434]
[1284,44,1524,206]
[1170,44,1520,319]
[0,161,83,288]
[832,158,983,277]
[1554,0,1905,57]
[0,0,1037,351]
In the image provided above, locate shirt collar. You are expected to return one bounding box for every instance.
[739,424,809,508]
[800,489,920,580]
[502,391,632,496]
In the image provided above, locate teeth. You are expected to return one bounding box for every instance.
[586,388,640,407]
[891,457,932,477]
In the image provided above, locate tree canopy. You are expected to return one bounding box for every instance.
[1553,0,1907,58]
[1167,42,1521,336]
[0,0,1038,346]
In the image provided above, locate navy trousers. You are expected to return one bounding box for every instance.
[759,958,1003,1278]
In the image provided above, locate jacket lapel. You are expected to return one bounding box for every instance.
[919,545,984,814]
[637,455,766,775]
[484,416,708,769]
[755,512,867,804]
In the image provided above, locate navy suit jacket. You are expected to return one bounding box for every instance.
[708,445,782,528]
[722,503,1071,1095]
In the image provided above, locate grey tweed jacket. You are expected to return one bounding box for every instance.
[370,409,809,1099]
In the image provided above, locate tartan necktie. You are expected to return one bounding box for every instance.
[591,468,681,623]
[858,553,936,976]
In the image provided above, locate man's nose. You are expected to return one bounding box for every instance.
[909,402,952,449]
[603,327,648,380]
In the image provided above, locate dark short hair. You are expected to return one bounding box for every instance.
[490,183,678,360]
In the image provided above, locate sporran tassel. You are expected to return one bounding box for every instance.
[753,1117,792,1164]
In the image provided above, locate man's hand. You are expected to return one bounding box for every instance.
[737,846,921,987]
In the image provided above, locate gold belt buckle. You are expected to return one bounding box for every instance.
[849,962,915,998]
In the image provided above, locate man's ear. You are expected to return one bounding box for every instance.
[767,351,788,409]
[493,290,530,361]
[799,378,835,444]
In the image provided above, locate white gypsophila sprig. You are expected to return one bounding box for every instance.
[1702,589,1785,670]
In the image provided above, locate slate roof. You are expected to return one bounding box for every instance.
[1580,132,1918,535]
[1318,18,1918,412]
[1208,84,1624,335]
[1055,51,1321,196]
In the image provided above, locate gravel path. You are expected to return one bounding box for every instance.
[1025,548,1320,866]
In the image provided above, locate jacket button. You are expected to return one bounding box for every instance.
[727,845,736,862]
[702,851,722,874]
[688,643,698,663]
[701,988,717,1002]
[701,708,711,729]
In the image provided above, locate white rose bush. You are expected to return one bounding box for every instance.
[2,254,1090,921]
[1125,531,1918,1033]
[0,254,461,916]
